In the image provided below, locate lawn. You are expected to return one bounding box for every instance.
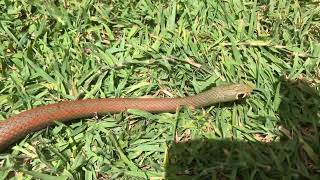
[0,0,319,179]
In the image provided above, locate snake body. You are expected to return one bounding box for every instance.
[0,84,253,151]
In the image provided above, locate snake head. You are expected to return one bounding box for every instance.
[233,83,254,99]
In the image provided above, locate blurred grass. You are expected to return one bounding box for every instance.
[0,0,319,179]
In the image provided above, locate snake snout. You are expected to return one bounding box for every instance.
[235,84,253,99]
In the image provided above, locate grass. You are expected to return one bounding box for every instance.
[0,0,319,179]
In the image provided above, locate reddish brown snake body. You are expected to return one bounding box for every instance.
[0,84,253,152]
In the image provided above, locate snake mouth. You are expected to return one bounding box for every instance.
[237,92,250,99]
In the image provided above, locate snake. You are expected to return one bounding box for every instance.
[0,83,253,152]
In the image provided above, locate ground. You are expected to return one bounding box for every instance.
[0,0,319,179]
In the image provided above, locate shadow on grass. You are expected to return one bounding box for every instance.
[165,79,320,179]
